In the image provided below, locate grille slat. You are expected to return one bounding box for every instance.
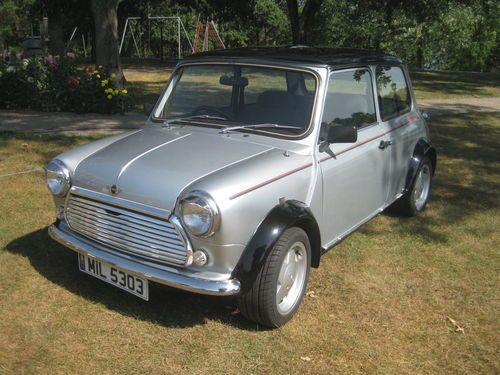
[66,205,185,247]
[69,223,186,264]
[66,213,187,254]
[66,193,189,266]
[69,196,179,232]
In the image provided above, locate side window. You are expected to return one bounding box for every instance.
[321,69,376,129]
[375,66,411,120]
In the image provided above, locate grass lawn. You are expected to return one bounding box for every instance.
[123,65,172,112]
[410,70,500,99]
[122,66,500,111]
[0,107,498,373]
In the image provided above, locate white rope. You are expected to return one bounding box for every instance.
[0,168,44,178]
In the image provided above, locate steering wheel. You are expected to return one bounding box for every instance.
[192,106,234,121]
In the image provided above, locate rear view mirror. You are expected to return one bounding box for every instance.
[219,75,248,87]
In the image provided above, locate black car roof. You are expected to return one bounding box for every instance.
[183,46,402,66]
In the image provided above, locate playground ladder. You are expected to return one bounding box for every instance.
[192,20,225,53]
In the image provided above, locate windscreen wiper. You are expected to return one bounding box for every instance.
[219,123,302,134]
[162,114,227,128]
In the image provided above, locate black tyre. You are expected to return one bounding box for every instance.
[393,157,433,217]
[238,227,311,328]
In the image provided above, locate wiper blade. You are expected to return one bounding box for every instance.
[162,114,227,127]
[219,123,302,134]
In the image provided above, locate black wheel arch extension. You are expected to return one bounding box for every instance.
[404,138,437,193]
[231,200,321,293]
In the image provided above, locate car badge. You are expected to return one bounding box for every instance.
[109,184,120,195]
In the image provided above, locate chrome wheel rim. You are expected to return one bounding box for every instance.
[276,241,308,315]
[413,164,431,211]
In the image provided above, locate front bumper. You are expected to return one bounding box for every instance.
[48,222,241,296]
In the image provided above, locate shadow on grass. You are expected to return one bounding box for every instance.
[5,228,263,331]
[411,70,500,97]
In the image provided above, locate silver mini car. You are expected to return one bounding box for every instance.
[46,47,436,327]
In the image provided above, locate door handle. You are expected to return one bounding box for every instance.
[379,140,392,149]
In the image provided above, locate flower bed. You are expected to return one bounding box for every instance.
[0,54,129,114]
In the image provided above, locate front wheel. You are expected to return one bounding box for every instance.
[237,227,311,328]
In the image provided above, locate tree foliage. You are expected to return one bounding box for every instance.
[1,0,498,71]
[309,0,499,71]
[0,0,36,52]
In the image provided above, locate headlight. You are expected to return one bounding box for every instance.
[45,159,71,196]
[179,191,219,237]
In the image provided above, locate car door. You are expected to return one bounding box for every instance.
[318,67,392,246]
[375,65,420,201]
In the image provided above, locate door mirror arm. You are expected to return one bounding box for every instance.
[319,140,336,159]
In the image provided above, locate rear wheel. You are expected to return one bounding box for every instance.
[394,157,433,216]
[238,227,311,327]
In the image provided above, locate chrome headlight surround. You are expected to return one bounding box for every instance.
[45,159,71,197]
[179,191,220,238]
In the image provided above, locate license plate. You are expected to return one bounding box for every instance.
[78,253,149,300]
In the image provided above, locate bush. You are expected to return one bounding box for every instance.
[0,54,130,114]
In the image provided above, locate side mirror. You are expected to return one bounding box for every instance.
[419,110,430,121]
[143,103,154,116]
[323,124,357,144]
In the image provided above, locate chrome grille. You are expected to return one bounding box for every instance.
[65,192,189,267]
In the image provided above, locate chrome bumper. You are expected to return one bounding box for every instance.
[48,222,241,296]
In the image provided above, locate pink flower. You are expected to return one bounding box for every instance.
[44,55,58,68]
[65,52,76,59]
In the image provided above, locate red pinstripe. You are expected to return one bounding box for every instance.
[229,114,418,200]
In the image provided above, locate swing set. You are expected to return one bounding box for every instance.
[118,16,225,60]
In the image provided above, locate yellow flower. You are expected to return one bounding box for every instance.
[101,79,108,87]
[96,74,101,79]
[114,89,119,95]
[107,94,113,100]
[98,65,103,69]
[121,89,128,94]
[110,73,116,79]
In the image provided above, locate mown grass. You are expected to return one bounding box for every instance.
[410,70,500,99]
[0,110,499,374]
[124,66,171,112]
[123,66,500,111]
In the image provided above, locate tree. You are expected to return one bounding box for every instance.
[0,0,36,54]
[286,0,324,44]
[46,3,65,55]
[40,0,91,56]
[91,0,123,84]
[252,0,290,45]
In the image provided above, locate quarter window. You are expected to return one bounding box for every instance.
[376,66,411,120]
[321,69,377,129]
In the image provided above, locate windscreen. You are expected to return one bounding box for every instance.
[154,64,317,136]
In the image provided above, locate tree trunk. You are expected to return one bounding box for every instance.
[286,0,324,45]
[48,9,66,56]
[90,15,96,63]
[91,0,123,85]
[300,0,323,44]
[416,39,424,69]
[286,0,301,44]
